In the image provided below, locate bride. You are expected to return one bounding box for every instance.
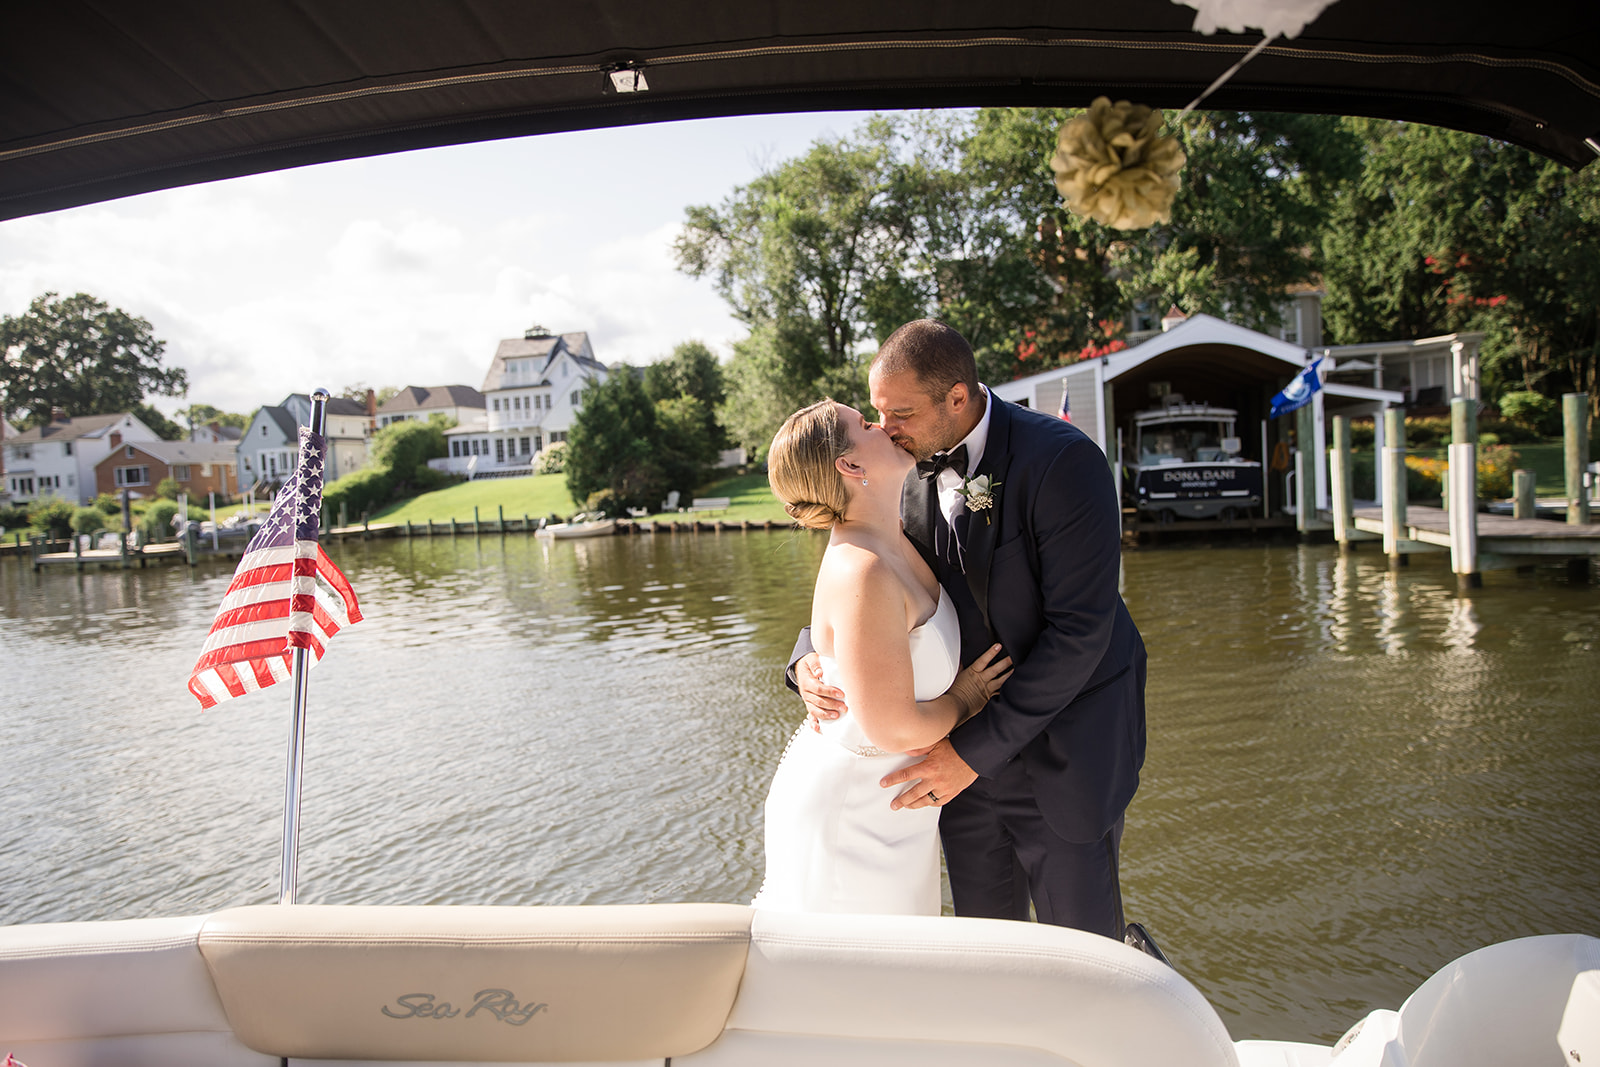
[753,398,1010,915]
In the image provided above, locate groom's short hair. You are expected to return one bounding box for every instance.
[873,320,981,402]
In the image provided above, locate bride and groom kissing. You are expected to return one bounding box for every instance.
[753,319,1147,940]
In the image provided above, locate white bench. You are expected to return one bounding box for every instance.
[0,905,1238,1067]
[690,497,731,514]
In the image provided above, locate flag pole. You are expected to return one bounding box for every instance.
[278,388,328,905]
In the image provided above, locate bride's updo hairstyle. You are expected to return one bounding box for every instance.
[769,399,853,530]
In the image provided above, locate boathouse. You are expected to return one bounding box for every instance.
[990,306,1481,520]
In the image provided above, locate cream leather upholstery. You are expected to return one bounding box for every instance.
[677,910,1240,1067]
[0,914,274,1066]
[197,903,752,1062]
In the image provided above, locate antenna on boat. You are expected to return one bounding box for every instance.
[278,388,327,905]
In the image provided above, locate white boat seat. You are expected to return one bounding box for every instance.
[678,910,1239,1067]
[0,913,273,1066]
[197,903,752,1063]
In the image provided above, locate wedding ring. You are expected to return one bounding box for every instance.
[928,792,940,803]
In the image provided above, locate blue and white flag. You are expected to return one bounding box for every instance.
[1270,359,1323,419]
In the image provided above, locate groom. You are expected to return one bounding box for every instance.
[791,319,1146,938]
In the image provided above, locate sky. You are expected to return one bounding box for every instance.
[0,110,894,419]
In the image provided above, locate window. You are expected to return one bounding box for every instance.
[451,440,462,458]
[12,477,34,495]
[534,435,542,452]
[549,431,566,444]
[262,424,269,436]
[173,465,191,480]
[201,464,212,476]
[114,466,150,487]
[571,391,581,407]
[125,445,136,458]
[64,441,73,456]
[493,398,501,411]
[520,437,530,455]
[495,439,505,462]
[471,439,480,456]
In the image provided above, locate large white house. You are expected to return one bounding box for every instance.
[3,411,160,504]
[441,329,608,476]
[239,393,372,491]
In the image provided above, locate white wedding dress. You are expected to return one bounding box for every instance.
[754,590,961,915]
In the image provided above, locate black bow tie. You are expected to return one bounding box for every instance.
[916,444,968,481]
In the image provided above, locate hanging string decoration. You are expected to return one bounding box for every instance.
[1049,97,1186,230]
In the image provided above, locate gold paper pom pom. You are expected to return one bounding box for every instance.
[1050,97,1187,230]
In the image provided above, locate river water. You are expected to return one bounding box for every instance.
[2,532,1597,1043]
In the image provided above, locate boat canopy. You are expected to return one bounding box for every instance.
[3,0,1597,222]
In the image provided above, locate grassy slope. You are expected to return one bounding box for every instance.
[369,470,793,525]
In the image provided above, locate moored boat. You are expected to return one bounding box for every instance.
[536,516,617,539]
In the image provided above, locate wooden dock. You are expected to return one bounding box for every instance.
[1351,504,1600,559]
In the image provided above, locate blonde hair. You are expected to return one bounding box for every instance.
[768,399,853,530]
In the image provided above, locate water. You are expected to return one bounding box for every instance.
[2,532,1597,1043]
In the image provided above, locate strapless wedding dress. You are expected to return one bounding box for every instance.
[753,591,961,915]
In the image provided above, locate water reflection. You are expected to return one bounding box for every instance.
[2,535,1597,1044]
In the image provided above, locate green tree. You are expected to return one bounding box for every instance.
[654,394,719,497]
[0,292,186,424]
[643,340,728,446]
[1119,111,1360,332]
[155,477,181,500]
[178,403,250,431]
[564,370,662,512]
[136,404,184,440]
[368,418,447,494]
[1321,120,1600,421]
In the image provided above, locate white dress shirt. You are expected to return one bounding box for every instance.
[936,385,993,530]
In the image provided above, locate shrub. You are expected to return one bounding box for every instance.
[139,501,181,543]
[321,467,393,525]
[1477,444,1519,499]
[71,506,108,536]
[410,463,458,493]
[369,420,446,494]
[28,497,76,539]
[1477,416,1542,444]
[0,503,31,530]
[583,488,621,518]
[156,477,181,499]
[1406,416,1450,449]
[535,442,567,474]
[1498,390,1560,434]
[94,492,124,515]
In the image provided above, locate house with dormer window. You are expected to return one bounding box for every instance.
[3,410,159,504]
[239,393,373,493]
[441,328,609,476]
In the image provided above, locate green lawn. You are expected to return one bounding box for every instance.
[368,470,794,525]
[371,474,581,524]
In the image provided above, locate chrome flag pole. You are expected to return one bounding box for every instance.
[278,388,328,905]
[187,388,362,905]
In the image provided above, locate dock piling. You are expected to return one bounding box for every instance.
[1381,407,1408,567]
[1565,393,1590,526]
[1448,397,1480,589]
[1331,415,1353,548]
[1513,470,1536,520]
[473,506,480,535]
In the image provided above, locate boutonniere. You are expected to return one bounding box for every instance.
[956,473,1000,524]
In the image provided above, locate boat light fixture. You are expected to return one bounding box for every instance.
[607,65,650,93]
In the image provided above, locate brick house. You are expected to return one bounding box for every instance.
[94,439,241,502]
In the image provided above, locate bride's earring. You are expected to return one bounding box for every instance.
[861,478,868,486]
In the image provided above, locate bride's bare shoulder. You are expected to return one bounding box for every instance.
[816,541,898,597]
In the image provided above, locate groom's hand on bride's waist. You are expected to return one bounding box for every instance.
[797,651,847,732]
[884,739,978,810]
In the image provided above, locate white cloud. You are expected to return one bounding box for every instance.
[0,110,881,417]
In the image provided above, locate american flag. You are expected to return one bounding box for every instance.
[1058,378,1072,422]
[188,427,361,709]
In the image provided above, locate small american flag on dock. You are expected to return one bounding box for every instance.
[188,427,361,709]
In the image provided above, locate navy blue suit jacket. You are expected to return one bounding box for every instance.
[909,395,1146,844]
[787,393,1145,844]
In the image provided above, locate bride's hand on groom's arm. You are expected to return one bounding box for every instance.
[797,651,848,732]
[949,644,1012,723]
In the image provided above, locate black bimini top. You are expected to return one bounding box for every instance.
[3,0,1597,221]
